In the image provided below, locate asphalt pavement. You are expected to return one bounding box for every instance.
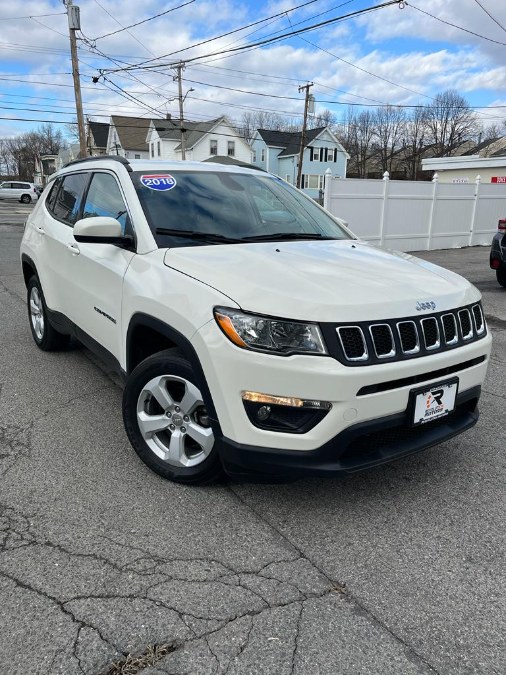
[0,200,504,674]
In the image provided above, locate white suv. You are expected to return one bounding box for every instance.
[20,157,491,484]
[0,180,39,203]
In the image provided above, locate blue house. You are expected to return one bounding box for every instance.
[250,127,349,198]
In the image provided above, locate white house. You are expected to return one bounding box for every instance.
[106,116,157,159]
[422,155,506,184]
[146,116,252,163]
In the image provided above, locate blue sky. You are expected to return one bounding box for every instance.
[0,0,505,139]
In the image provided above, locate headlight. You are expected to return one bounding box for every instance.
[214,307,327,355]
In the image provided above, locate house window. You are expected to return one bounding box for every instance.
[157,141,161,157]
[327,148,334,162]
[303,174,321,189]
[227,141,235,157]
[210,139,218,155]
[261,148,265,162]
[150,144,154,158]
[318,175,325,189]
[135,154,140,159]
[312,148,321,162]
[252,150,256,162]
[286,175,291,184]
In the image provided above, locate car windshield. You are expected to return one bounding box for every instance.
[130,170,351,247]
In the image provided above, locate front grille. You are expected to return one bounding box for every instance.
[397,321,419,353]
[337,327,367,361]
[323,302,487,367]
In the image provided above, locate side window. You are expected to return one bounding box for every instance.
[82,172,132,236]
[46,178,61,213]
[52,173,88,226]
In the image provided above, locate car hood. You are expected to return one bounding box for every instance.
[163,240,479,322]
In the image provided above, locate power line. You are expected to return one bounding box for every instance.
[408,2,506,46]
[472,0,506,34]
[0,12,66,21]
[93,0,196,41]
[89,0,156,58]
[99,0,323,73]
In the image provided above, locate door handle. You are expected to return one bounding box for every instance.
[35,225,45,235]
[66,243,80,255]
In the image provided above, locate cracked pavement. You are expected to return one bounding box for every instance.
[0,210,504,674]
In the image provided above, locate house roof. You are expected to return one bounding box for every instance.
[111,116,165,151]
[88,121,109,148]
[256,127,326,156]
[154,117,225,151]
[203,155,261,170]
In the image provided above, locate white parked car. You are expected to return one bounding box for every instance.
[20,157,491,484]
[0,180,39,203]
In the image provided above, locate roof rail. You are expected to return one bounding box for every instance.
[63,154,132,172]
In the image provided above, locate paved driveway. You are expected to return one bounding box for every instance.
[0,204,504,674]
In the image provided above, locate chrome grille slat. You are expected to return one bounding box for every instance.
[472,304,484,335]
[337,326,368,361]
[397,321,420,354]
[421,317,440,350]
[458,309,473,340]
[369,324,395,358]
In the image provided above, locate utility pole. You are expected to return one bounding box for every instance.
[173,63,187,160]
[64,1,86,158]
[296,82,313,189]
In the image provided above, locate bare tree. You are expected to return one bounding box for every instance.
[1,124,67,180]
[426,90,479,156]
[373,105,406,173]
[400,106,429,180]
[338,107,376,177]
[308,108,336,130]
[240,111,288,141]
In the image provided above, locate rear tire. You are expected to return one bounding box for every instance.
[122,350,223,485]
[27,276,70,351]
[497,268,506,288]
[20,194,31,204]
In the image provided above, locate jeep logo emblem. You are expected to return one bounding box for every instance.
[416,301,436,311]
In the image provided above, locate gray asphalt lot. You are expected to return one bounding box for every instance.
[0,200,504,674]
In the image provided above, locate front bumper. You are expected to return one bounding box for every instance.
[218,386,481,480]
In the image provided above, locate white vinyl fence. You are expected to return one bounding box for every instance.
[323,171,505,252]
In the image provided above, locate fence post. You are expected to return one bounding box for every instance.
[379,171,389,246]
[323,168,332,210]
[427,172,439,250]
[469,174,481,246]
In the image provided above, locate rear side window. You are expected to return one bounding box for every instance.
[82,172,132,235]
[46,179,61,212]
[51,173,88,226]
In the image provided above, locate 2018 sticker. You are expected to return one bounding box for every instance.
[140,174,176,191]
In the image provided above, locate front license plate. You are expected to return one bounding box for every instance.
[410,379,458,426]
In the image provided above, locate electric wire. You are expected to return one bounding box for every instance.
[472,0,506,34]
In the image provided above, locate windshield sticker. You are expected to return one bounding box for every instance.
[140,174,176,191]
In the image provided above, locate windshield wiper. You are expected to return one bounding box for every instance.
[155,228,242,243]
[240,232,337,242]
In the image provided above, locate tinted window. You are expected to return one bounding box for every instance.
[46,178,61,212]
[0,183,12,189]
[131,170,350,248]
[52,173,88,226]
[82,172,131,235]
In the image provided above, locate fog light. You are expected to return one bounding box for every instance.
[257,405,271,421]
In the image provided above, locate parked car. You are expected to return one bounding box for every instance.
[490,218,506,288]
[0,181,39,204]
[20,156,491,484]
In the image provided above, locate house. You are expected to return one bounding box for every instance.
[86,121,109,156]
[106,116,157,159]
[422,153,506,184]
[56,143,80,170]
[146,116,251,163]
[250,127,349,197]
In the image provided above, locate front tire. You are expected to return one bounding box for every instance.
[497,268,506,288]
[20,194,31,204]
[27,276,69,350]
[122,350,223,485]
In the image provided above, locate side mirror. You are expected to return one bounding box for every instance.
[74,216,133,247]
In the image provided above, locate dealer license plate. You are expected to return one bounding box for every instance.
[411,379,458,426]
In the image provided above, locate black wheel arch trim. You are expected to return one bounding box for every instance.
[21,253,38,284]
[126,313,220,427]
